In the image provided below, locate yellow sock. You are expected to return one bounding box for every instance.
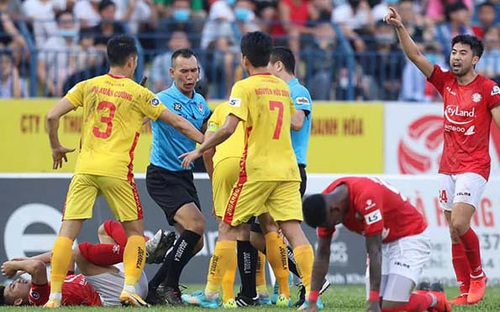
[221,250,237,302]
[256,251,267,294]
[123,235,146,288]
[206,241,237,294]
[293,244,314,296]
[265,232,290,297]
[50,236,74,293]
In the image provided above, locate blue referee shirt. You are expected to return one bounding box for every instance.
[150,83,211,171]
[288,78,312,166]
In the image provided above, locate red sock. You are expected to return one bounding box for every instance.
[459,228,484,278]
[452,242,471,294]
[78,242,123,266]
[103,220,128,247]
[381,293,433,312]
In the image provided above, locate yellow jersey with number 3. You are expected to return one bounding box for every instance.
[64,74,166,180]
[208,102,245,168]
[227,73,300,182]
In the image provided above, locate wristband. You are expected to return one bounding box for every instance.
[308,290,320,303]
[369,290,380,302]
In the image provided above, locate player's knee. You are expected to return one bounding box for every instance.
[450,219,469,237]
[188,217,205,235]
[250,232,265,252]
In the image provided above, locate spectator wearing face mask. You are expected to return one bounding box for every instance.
[0,51,27,98]
[37,10,84,97]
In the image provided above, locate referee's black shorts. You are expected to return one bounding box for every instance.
[146,164,201,226]
[251,164,307,232]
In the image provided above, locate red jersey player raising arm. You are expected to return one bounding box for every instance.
[385,7,500,306]
[302,177,451,312]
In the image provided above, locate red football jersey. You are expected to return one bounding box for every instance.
[29,274,102,306]
[428,65,500,180]
[317,177,427,243]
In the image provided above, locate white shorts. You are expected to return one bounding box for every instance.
[85,263,148,306]
[381,229,431,287]
[438,173,487,212]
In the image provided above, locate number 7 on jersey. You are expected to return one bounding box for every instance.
[269,100,284,140]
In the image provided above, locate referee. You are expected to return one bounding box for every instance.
[145,48,211,305]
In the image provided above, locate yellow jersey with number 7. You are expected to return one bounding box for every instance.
[64,74,166,180]
[227,73,300,182]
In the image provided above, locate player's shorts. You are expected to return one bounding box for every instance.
[85,263,148,306]
[250,165,306,232]
[212,157,240,218]
[146,164,201,226]
[223,180,302,226]
[381,228,431,287]
[64,174,143,222]
[438,172,487,212]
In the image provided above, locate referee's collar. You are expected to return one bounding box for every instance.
[168,83,198,104]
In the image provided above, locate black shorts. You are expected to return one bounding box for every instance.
[146,164,201,226]
[251,165,307,233]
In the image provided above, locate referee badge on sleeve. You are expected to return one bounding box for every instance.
[151,97,160,107]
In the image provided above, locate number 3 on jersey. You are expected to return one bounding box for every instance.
[93,101,116,139]
[269,101,283,140]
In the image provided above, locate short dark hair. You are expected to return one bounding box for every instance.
[478,1,495,11]
[445,1,468,21]
[452,34,484,59]
[171,48,197,65]
[240,31,272,67]
[99,0,115,12]
[0,285,5,306]
[107,35,138,66]
[55,9,73,22]
[270,46,295,75]
[302,194,327,229]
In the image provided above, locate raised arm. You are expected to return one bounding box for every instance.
[384,7,434,78]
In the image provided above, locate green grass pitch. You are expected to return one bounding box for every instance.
[1,284,499,311]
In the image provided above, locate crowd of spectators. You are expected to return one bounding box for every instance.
[0,0,498,100]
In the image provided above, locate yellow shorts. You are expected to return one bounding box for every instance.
[64,174,143,222]
[212,157,240,218]
[223,180,302,226]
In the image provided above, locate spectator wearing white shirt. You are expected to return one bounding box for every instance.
[22,0,59,46]
[73,0,101,28]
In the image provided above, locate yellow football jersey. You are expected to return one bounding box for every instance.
[65,74,166,180]
[227,73,300,182]
[208,102,245,168]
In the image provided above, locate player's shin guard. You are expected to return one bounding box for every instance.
[50,236,74,293]
[381,293,433,312]
[206,241,237,295]
[293,245,314,296]
[221,246,237,302]
[459,228,484,278]
[265,232,290,297]
[79,242,123,266]
[452,242,471,294]
[123,235,146,289]
[256,251,268,294]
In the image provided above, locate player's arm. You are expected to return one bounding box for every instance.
[47,98,77,169]
[491,103,500,129]
[157,108,204,143]
[384,7,433,78]
[180,114,240,169]
[1,259,48,285]
[202,131,216,180]
[365,234,383,312]
[291,109,306,131]
[308,235,332,309]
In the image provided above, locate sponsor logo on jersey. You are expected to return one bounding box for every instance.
[444,105,475,125]
[174,103,182,111]
[30,291,40,300]
[364,209,382,225]
[296,97,310,105]
[446,87,456,96]
[464,125,475,136]
[151,97,160,107]
[229,98,241,107]
[491,85,500,96]
[198,103,204,112]
[364,199,376,210]
[472,93,482,103]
